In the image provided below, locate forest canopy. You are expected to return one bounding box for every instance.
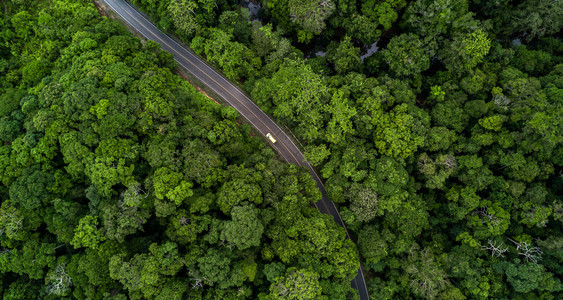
[129,0,562,298]
[0,0,358,298]
[1,0,562,299]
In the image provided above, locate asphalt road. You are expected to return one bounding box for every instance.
[103,1,370,298]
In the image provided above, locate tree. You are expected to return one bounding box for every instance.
[304,144,331,166]
[0,201,26,241]
[269,268,322,299]
[324,90,357,144]
[152,167,193,216]
[45,260,73,297]
[361,0,405,30]
[252,59,329,141]
[218,10,252,45]
[373,104,426,159]
[500,260,562,294]
[431,99,470,133]
[196,248,244,289]
[101,203,149,243]
[404,0,479,45]
[446,186,480,221]
[506,0,562,42]
[71,215,105,249]
[217,177,262,214]
[9,166,51,211]
[191,28,260,80]
[424,126,457,152]
[166,0,201,38]
[440,30,491,75]
[221,204,264,250]
[109,242,184,298]
[288,0,335,42]
[0,239,56,280]
[348,183,379,222]
[382,33,430,77]
[358,226,389,265]
[326,36,361,74]
[342,14,381,45]
[405,246,450,299]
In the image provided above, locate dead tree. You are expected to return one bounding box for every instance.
[508,238,542,264]
[481,240,509,258]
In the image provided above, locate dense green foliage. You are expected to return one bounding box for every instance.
[0,1,359,298]
[129,0,563,298]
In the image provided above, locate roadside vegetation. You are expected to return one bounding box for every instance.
[131,0,563,298]
[0,1,359,298]
[1,0,561,298]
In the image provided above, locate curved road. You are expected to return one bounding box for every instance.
[103,1,369,298]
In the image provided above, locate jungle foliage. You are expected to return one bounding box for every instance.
[1,0,562,299]
[0,1,358,298]
[129,0,563,298]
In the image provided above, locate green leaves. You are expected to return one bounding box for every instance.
[441,29,491,75]
[9,166,51,210]
[326,36,361,75]
[324,90,357,144]
[153,167,192,204]
[382,33,430,77]
[217,178,262,214]
[192,28,260,80]
[252,59,328,141]
[221,204,264,250]
[500,261,562,294]
[270,268,322,299]
[109,242,184,297]
[288,0,335,39]
[373,104,425,159]
[71,216,105,250]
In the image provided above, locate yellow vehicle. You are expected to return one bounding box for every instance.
[266,133,277,144]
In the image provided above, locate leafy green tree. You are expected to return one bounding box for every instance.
[269,268,322,299]
[304,144,331,166]
[432,99,470,133]
[404,0,480,49]
[324,90,357,144]
[217,177,262,214]
[191,28,260,80]
[500,261,562,294]
[382,33,430,77]
[0,239,56,280]
[358,225,389,265]
[197,248,245,289]
[342,14,381,45]
[361,0,406,29]
[348,183,379,222]
[326,36,361,74]
[71,215,105,249]
[218,10,252,45]
[373,104,426,159]
[9,166,51,210]
[101,203,150,243]
[166,0,201,38]
[424,126,457,152]
[506,0,562,42]
[221,204,264,250]
[109,242,184,298]
[152,167,193,217]
[252,59,329,141]
[288,0,335,42]
[440,30,491,75]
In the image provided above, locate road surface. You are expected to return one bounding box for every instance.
[103,1,370,298]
